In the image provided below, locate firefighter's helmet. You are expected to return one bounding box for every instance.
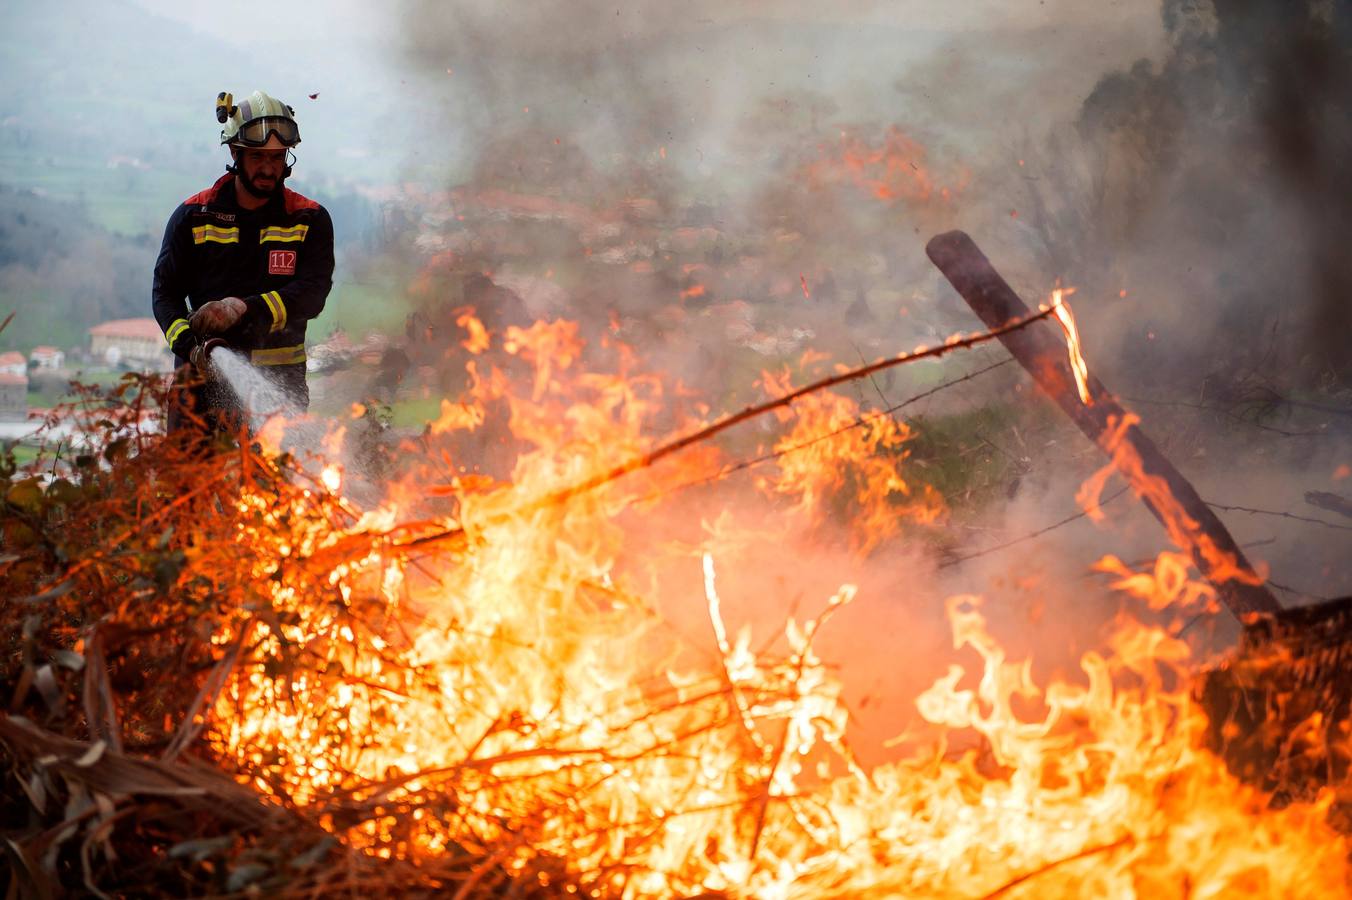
[216,90,301,149]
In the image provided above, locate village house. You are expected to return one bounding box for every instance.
[0,351,26,377]
[0,372,28,421]
[29,346,66,369]
[88,318,171,370]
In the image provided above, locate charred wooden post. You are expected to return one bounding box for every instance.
[926,231,1352,809]
[925,230,1281,619]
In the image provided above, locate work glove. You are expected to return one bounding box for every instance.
[189,296,248,335]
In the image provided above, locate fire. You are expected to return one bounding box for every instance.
[1079,412,1270,590]
[1048,287,1092,406]
[196,315,1346,896]
[756,366,943,553]
[320,463,342,493]
[804,126,964,206]
[457,307,491,354]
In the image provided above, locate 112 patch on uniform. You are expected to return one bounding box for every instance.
[268,249,297,276]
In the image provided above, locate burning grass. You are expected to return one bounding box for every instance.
[2,317,1350,897]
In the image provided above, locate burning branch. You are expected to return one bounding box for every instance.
[398,310,1058,556]
[926,230,1281,618]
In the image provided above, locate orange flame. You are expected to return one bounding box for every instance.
[200,316,1345,896]
[1082,413,1270,588]
[456,308,491,355]
[804,126,965,206]
[1049,287,1092,406]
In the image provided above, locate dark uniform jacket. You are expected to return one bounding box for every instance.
[151,172,334,405]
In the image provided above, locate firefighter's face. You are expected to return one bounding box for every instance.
[238,148,287,193]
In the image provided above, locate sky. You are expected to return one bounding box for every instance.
[129,0,399,47]
[130,0,1162,43]
[106,1,1171,192]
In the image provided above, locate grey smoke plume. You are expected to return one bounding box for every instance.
[381,2,1348,569]
[326,1,1352,765]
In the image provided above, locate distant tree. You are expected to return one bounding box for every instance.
[1062,0,1352,386]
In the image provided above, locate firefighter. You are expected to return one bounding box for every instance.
[152,90,334,434]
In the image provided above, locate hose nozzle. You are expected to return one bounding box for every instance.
[190,338,229,378]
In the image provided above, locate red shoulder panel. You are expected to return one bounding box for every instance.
[183,173,234,206]
[283,189,320,214]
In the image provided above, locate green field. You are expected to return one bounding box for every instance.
[0,151,204,238]
[318,275,410,342]
[388,397,443,429]
[2,295,86,354]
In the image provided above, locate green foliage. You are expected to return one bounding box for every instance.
[907,400,1045,510]
[316,274,409,341]
[387,396,442,428]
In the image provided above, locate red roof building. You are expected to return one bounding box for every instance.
[89,318,170,370]
[88,318,165,341]
[29,345,65,369]
[0,351,26,376]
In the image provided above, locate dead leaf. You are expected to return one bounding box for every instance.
[18,770,47,814]
[18,581,74,605]
[226,862,269,891]
[33,666,64,716]
[169,835,234,862]
[74,740,107,768]
[52,650,84,672]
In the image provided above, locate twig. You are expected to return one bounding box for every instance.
[1202,500,1352,533]
[1122,395,1334,438]
[162,631,248,763]
[938,485,1133,569]
[747,602,842,866]
[634,358,1014,505]
[1267,393,1352,418]
[852,340,894,410]
[398,319,1049,553]
[450,831,531,900]
[1267,580,1334,603]
[979,834,1140,900]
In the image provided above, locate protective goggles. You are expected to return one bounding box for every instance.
[234,116,301,148]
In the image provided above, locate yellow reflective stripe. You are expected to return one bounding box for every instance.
[164,318,190,346]
[250,344,306,366]
[260,290,287,333]
[192,224,239,244]
[259,224,309,243]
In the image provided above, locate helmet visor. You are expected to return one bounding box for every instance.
[235,116,301,147]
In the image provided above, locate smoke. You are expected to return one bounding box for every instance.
[308,1,1352,763]
[1027,0,1352,386]
[379,0,1167,399]
[1003,0,1352,605]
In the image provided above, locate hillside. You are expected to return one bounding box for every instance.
[0,185,151,351]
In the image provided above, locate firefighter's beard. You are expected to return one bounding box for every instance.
[237,166,283,200]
